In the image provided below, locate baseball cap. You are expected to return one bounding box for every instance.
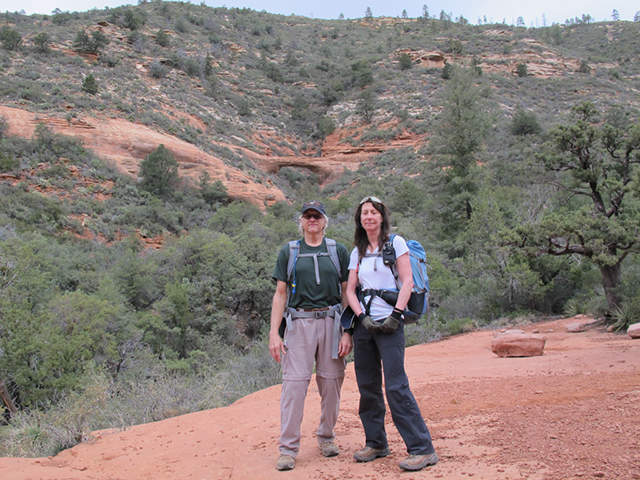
[301,200,326,215]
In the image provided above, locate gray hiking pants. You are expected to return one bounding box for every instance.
[279,314,346,457]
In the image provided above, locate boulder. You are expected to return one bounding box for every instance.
[628,323,640,339]
[491,334,546,357]
[566,322,586,333]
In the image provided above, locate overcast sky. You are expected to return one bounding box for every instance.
[11,0,640,26]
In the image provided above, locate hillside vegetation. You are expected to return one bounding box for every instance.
[1,2,640,456]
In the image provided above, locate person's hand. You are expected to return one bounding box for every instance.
[359,313,379,332]
[269,330,286,363]
[379,309,403,333]
[338,332,353,357]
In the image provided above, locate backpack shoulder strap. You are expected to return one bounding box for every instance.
[388,234,400,285]
[324,238,342,281]
[286,240,300,284]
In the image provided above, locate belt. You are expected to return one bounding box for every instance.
[292,307,333,319]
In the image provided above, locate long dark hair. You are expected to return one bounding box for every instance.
[354,199,391,258]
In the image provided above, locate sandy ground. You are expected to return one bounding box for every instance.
[1,316,639,480]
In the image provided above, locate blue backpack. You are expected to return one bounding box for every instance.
[356,234,429,324]
[389,235,429,322]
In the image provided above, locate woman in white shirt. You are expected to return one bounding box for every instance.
[345,196,438,472]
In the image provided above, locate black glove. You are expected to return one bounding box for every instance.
[379,309,403,333]
[358,313,379,332]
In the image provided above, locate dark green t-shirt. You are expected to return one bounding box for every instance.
[272,238,349,309]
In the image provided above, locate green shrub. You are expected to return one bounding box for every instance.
[155,29,170,47]
[318,116,336,137]
[516,62,528,77]
[261,61,283,82]
[351,60,374,87]
[174,16,191,34]
[32,32,51,54]
[442,62,453,79]
[52,9,72,25]
[578,59,591,74]
[180,56,201,77]
[510,107,542,136]
[0,26,22,51]
[399,52,412,70]
[123,8,147,30]
[149,60,169,79]
[360,128,395,142]
[448,38,463,54]
[17,81,45,103]
[0,115,7,139]
[73,29,109,53]
[0,155,19,172]
[237,98,251,116]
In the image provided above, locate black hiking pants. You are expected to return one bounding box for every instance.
[352,319,436,455]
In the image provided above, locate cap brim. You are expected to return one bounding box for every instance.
[302,208,326,215]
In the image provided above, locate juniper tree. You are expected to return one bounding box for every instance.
[510,102,640,314]
[139,144,179,198]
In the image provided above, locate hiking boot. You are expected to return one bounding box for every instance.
[320,441,340,457]
[398,453,439,471]
[353,445,391,462]
[276,454,295,471]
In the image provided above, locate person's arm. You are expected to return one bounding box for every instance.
[338,279,353,357]
[269,280,288,363]
[346,269,363,316]
[394,251,413,312]
[341,279,349,309]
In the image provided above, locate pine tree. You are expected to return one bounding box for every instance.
[82,73,99,95]
[139,144,179,198]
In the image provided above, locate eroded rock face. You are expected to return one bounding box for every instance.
[0,105,285,208]
[628,323,640,338]
[393,49,446,68]
[0,105,427,206]
[491,333,546,357]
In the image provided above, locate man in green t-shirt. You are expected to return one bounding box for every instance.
[269,201,352,471]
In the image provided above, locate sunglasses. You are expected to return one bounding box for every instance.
[359,196,383,205]
[303,213,323,220]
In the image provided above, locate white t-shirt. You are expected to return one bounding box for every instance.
[348,235,409,320]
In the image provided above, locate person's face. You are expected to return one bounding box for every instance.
[360,202,382,234]
[302,209,325,233]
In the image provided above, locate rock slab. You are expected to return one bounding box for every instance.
[566,322,586,333]
[628,323,640,338]
[491,334,546,357]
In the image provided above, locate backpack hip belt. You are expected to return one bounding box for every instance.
[285,304,343,359]
[291,307,333,319]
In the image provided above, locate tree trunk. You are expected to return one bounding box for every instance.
[600,262,622,315]
[0,375,17,415]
